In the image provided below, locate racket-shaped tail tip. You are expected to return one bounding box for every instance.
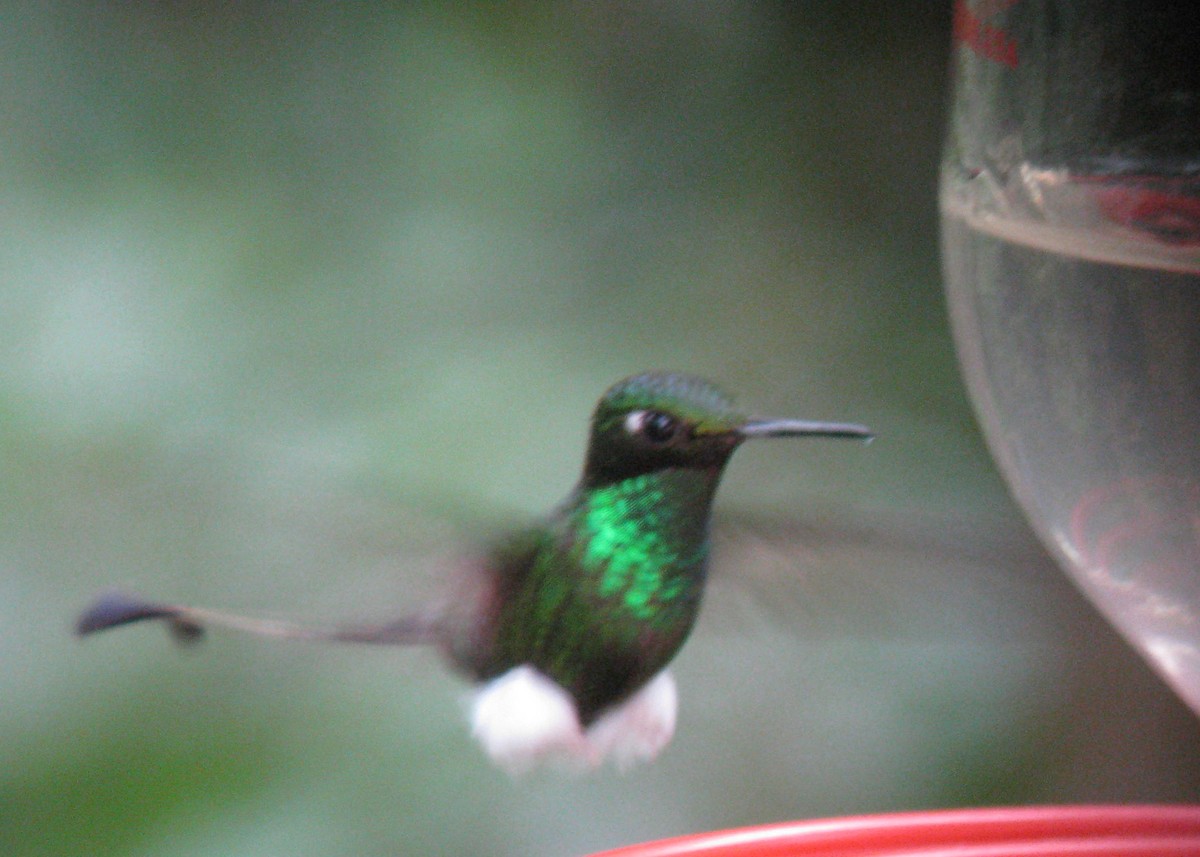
[75,591,205,643]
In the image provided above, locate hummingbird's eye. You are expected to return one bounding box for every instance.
[625,409,679,444]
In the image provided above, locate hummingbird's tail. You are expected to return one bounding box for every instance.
[75,590,439,647]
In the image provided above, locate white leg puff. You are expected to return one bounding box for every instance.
[468,666,678,774]
[470,665,590,775]
[585,670,677,771]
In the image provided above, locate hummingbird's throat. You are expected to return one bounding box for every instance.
[576,470,717,622]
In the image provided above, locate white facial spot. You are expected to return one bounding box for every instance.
[623,409,649,435]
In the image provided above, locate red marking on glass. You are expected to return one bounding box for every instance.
[1069,475,1200,582]
[1089,181,1200,247]
[952,0,1019,69]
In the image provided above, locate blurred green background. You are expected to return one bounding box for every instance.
[3,4,1197,856]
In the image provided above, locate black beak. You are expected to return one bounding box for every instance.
[736,418,874,442]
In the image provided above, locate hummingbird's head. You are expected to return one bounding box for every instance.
[581,372,872,485]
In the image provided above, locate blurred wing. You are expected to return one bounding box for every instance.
[707,507,1082,642]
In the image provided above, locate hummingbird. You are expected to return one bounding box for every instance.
[76,372,872,773]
